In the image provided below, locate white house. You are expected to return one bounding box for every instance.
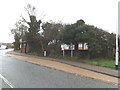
[0,45,7,49]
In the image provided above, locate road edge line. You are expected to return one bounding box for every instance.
[0,74,14,88]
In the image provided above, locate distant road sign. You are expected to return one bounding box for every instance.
[61,44,75,50]
[78,43,88,50]
[78,43,83,50]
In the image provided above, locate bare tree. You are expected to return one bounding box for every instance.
[20,4,44,53]
[11,21,28,50]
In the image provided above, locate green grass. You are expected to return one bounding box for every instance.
[14,50,21,53]
[79,59,118,68]
[7,46,14,49]
[49,55,119,68]
[28,52,42,56]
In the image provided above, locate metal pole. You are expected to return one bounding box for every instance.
[116,26,119,70]
[115,2,119,70]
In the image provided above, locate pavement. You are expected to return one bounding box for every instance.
[6,51,119,84]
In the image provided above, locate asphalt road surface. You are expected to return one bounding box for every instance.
[0,49,118,88]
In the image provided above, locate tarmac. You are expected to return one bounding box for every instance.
[6,51,119,84]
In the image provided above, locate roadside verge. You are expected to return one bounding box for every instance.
[6,51,118,84]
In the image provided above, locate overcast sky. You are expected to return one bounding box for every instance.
[0,0,119,43]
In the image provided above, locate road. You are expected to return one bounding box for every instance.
[0,49,118,88]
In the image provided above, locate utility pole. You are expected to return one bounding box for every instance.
[115,2,119,70]
[116,22,119,70]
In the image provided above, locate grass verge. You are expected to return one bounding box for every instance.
[49,55,119,68]
[14,50,21,53]
[14,51,119,68]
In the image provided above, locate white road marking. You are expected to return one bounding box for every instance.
[0,74,14,88]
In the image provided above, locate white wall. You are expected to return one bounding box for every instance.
[0,45,7,49]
